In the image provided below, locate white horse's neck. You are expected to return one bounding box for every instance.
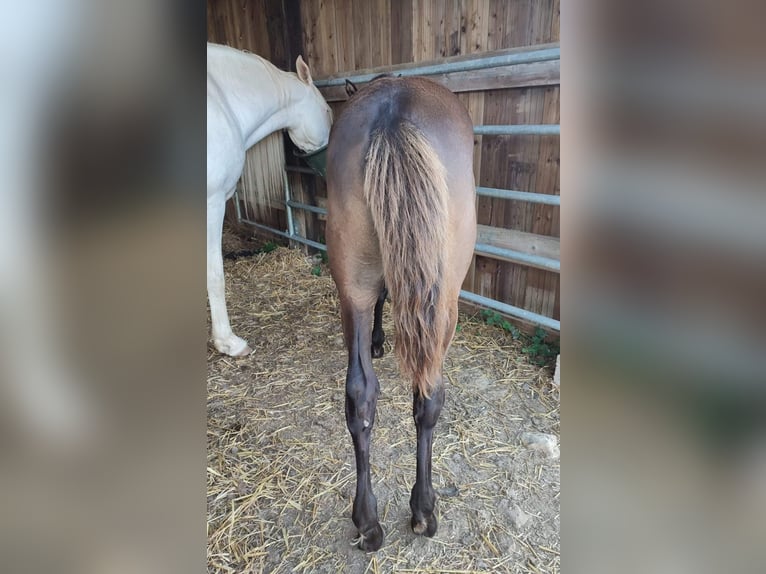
[208,44,308,149]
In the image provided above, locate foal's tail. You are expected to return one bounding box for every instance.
[364,122,449,398]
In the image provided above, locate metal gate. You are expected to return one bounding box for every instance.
[236,46,560,331]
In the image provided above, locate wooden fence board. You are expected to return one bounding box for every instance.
[333,0,353,73]
[390,0,413,65]
[477,225,559,260]
[352,1,371,70]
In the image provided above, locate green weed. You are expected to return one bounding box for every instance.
[261,241,278,253]
[480,309,520,339]
[480,310,559,366]
[522,327,560,366]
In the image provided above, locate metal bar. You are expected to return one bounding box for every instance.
[242,213,561,273]
[239,218,328,251]
[285,165,316,175]
[240,218,288,238]
[474,243,560,272]
[273,203,561,272]
[287,234,327,252]
[283,170,295,238]
[459,290,560,331]
[286,200,327,215]
[477,186,560,205]
[234,190,243,222]
[288,191,558,213]
[238,217,558,329]
[474,124,560,136]
[315,46,560,87]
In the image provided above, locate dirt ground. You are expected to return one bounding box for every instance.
[208,231,560,573]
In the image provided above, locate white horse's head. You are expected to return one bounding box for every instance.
[287,56,332,153]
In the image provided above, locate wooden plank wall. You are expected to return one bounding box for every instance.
[207,0,560,326]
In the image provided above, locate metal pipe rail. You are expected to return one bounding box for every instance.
[240,217,328,252]
[284,170,560,207]
[286,165,316,175]
[284,193,559,218]
[459,290,560,331]
[476,186,559,205]
[314,46,560,88]
[236,192,560,331]
[279,199,561,279]
[473,242,560,272]
[238,214,560,331]
[286,199,326,215]
[474,124,560,136]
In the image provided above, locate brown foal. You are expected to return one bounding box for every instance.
[326,76,476,551]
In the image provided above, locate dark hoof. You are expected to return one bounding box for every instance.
[411,513,438,537]
[355,523,384,551]
[371,344,384,359]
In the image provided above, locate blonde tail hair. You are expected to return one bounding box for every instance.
[364,122,449,398]
[239,131,285,222]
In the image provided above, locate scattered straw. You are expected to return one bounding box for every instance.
[208,244,559,573]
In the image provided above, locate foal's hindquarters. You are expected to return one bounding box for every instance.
[326,77,476,550]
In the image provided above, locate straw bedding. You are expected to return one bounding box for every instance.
[208,233,560,573]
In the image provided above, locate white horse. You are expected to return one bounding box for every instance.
[207,43,332,356]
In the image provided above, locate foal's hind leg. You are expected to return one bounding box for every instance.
[371,286,387,358]
[410,380,445,537]
[339,291,385,551]
[410,301,459,537]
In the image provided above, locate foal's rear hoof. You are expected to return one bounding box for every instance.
[371,344,384,359]
[411,513,438,537]
[354,523,384,551]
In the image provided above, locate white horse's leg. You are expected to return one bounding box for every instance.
[207,193,252,357]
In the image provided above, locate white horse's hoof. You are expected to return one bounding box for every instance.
[213,335,253,357]
[232,344,253,357]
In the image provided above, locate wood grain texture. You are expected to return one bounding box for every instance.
[390,0,413,65]
[333,0,354,73]
[476,225,560,261]
[318,0,338,75]
[301,0,321,73]
[352,1,371,69]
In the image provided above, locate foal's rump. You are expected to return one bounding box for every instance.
[327,77,476,397]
